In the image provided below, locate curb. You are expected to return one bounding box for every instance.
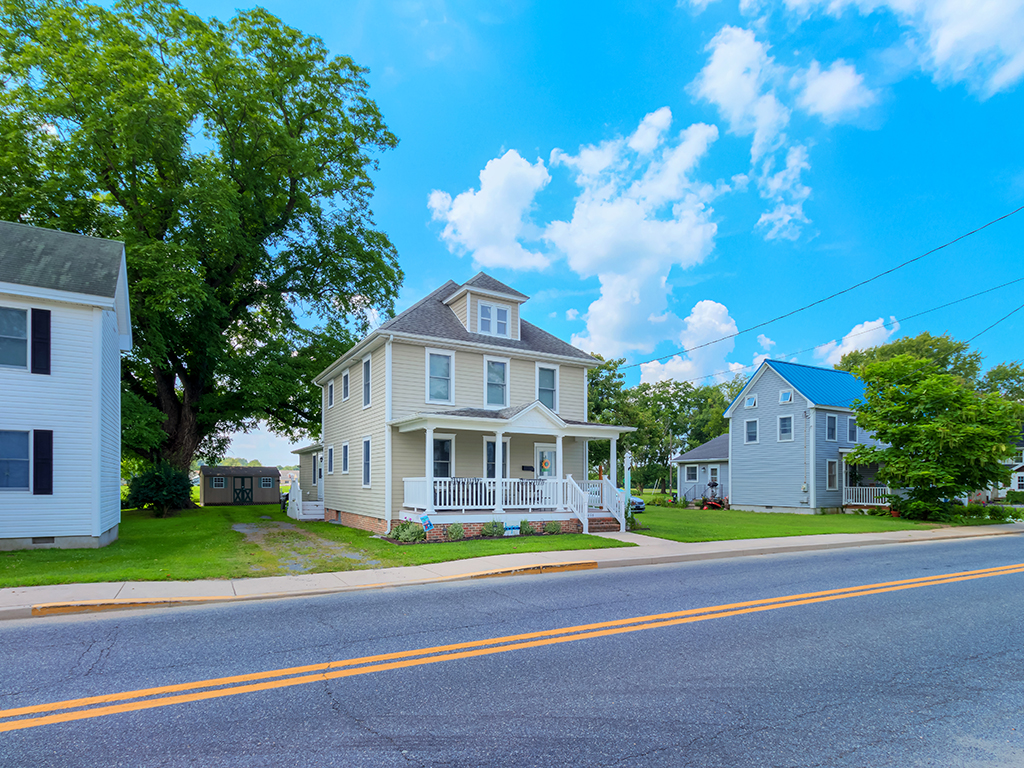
[3,528,1019,621]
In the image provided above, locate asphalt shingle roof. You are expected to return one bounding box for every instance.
[672,433,729,463]
[765,360,865,408]
[377,277,593,361]
[0,220,124,299]
[461,272,529,300]
[199,466,281,477]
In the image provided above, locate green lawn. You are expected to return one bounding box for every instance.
[0,504,632,588]
[633,502,937,543]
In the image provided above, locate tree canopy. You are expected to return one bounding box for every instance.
[836,331,982,383]
[847,355,1023,516]
[0,0,401,469]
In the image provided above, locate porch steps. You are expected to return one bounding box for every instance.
[586,515,621,533]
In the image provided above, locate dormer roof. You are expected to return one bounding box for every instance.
[442,271,530,306]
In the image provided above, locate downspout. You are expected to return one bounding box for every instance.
[383,334,394,537]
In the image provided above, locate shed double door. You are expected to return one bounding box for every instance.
[233,476,253,504]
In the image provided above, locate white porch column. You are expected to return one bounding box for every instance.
[610,437,618,489]
[426,427,434,514]
[555,434,563,477]
[494,430,504,514]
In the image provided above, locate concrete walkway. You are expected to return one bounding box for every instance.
[1,524,1020,621]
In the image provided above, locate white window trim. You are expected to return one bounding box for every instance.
[482,435,511,478]
[260,477,274,488]
[327,445,335,475]
[341,369,350,401]
[327,381,334,409]
[827,459,839,491]
[777,414,795,442]
[432,433,457,478]
[362,437,371,488]
[744,418,759,445]
[534,442,558,479]
[212,476,226,489]
[848,417,858,443]
[0,306,28,371]
[483,355,511,409]
[341,442,350,474]
[477,299,512,338]
[362,354,372,410]
[685,465,698,483]
[779,390,792,404]
[744,394,757,409]
[826,414,838,442]
[425,347,455,405]
[536,362,559,413]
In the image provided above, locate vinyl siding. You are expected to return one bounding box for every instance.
[729,367,812,510]
[322,342,387,519]
[450,294,468,330]
[0,296,100,538]
[98,309,121,533]
[468,292,521,341]
[297,452,318,501]
[558,365,586,422]
[813,408,885,508]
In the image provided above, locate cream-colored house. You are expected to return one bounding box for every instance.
[303,273,634,539]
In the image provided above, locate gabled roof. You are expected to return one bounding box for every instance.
[461,272,529,300]
[672,433,729,463]
[0,220,125,299]
[199,466,281,477]
[727,359,865,416]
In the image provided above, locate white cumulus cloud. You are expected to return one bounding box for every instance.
[758,333,777,350]
[756,144,812,241]
[428,149,551,270]
[795,59,879,122]
[639,300,740,383]
[815,316,900,366]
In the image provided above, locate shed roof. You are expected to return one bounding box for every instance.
[199,466,281,477]
[0,220,125,299]
[291,443,322,455]
[672,433,729,463]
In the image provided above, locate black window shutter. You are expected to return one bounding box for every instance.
[30,309,51,375]
[33,430,53,495]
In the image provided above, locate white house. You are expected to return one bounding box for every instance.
[298,273,634,539]
[0,221,132,549]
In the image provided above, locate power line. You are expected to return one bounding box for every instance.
[623,204,1024,370]
[657,275,1024,386]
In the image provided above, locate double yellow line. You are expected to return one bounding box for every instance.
[4,561,1023,733]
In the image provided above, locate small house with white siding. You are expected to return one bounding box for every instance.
[300,273,635,538]
[725,360,888,514]
[0,221,132,549]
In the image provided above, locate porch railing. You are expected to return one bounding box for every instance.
[564,475,589,534]
[404,477,580,512]
[844,486,891,506]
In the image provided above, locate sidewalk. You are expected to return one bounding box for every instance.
[1,524,1019,621]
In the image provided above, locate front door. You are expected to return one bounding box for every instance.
[535,444,557,479]
[233,476,253,504]
[708,465,719,496]
[317,454,323,501]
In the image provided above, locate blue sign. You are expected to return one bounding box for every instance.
[420,514,434,531]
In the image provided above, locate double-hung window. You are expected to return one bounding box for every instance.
[0,307,27,368]
[426,350,454,404]
[478,302,510,337]
[778,415,794,442]
[341,442,349,474]
[685,466,698,483]
[0,430,30,489]
[342,370,350,401]
[848,417,858,443]
[827,460,839,491]
[485,438,509,479]
[826,414,837,441]
[745,419,758,444]
[327,381,334,408]
[537,365,557,411]
[362,438,371,487]
[327,446,334,474]
[433,436,453,478]
[485,357,509,408]
[362,355,371,408]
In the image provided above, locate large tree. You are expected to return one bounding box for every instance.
[847,355,1024,516]
[0,0,401,469]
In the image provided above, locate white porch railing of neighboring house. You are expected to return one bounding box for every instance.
[287,481,324,521]
[580,479,626,530]
[844,486,892,506]
[403,476,591,531]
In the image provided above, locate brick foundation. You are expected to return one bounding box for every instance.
[324,508,389,534]
[423,517,586,542]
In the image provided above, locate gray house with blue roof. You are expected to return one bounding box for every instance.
[724,360,888,514]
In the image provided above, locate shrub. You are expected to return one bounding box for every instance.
[544,520,561,535]
[986,505,1014,522]
[1006,490,1024,504]
[625,511,640,531]
[679,497,689,509]
[519,519,533,536]
[125,464,191,517]
[392,519,426,542]
[446,522,465,541]
[481,519,506,537]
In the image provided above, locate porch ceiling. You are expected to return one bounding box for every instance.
[390,401,633,440]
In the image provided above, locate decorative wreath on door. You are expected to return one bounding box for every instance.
[541,459,551,470]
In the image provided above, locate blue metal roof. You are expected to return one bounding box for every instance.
[764,360,865,408]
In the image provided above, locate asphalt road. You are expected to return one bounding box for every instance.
[3,536,1024,767]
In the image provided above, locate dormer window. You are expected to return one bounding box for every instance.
[478,301,510,337]
[744,394,757,409]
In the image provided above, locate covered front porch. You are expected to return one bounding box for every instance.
[840,449,892,507]
[392,402,633,533]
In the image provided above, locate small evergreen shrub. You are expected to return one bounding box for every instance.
[519,519,533,536]
[392,519,426,542]
[481,519,506,537]
[446,522,465,541]
[125,464,191,517]
[1006,490,1024,504]
[544,520,561,534]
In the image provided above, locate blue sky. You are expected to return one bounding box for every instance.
[188,0,1024,464]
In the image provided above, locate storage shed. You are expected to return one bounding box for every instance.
[199,466,281,506]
